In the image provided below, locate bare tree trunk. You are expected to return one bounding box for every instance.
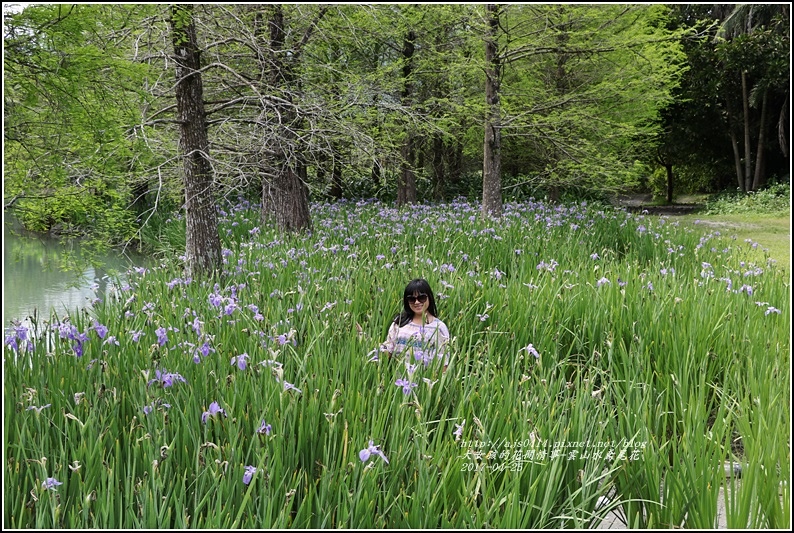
[267,164,311,232]
[665,163,674,204]
[371,158,382,189]
[169,4,221,278]
[431,134,445,201]
[751,87,769,191]
[778,90,789,158]
[741,70,752,192]
[397,29,417,207]
[261,167,276,219]
[398,137,417,206]
[725,97,745,191]
[482,4,502,218]
[258,4,318,233]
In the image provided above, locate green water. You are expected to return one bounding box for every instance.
[3,219,148,333]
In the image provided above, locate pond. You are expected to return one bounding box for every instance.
[3,218,150,336]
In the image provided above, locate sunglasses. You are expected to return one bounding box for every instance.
[407,294,428,304]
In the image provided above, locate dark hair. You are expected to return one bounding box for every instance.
[394,278,439,327]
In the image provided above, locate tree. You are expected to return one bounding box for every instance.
[3,4,156,252]
[716,4,789,191]
[255,5,326,232]
[396,23,418,207]
[476,4,687,211]
[481,4,502,217]
[652,4,789,197]
[168,4,221,277]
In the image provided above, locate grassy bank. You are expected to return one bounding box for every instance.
[4,198,790,529]
[680,213,790,272]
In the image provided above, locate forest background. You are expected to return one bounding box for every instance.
[2,3,790,275]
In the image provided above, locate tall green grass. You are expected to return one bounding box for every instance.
[4,198,789,528]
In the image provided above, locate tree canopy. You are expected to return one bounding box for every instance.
[3,3,789,249]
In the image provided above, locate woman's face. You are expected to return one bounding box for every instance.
[407,291,429,316]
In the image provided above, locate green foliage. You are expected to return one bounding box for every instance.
[704,183,791,216]
[2,2,787,246]
[4,198,789,528]
[494,4,688,194]
[137,210,187,261]
[3,3,164,249]
[647,163,724,200]
[653,4,790,193]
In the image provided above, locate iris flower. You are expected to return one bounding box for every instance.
[395,378,417,395]
[231,353,249,370]
[521,344,540,358]
[93,321,108,339]
[359,440,389,464]
[155,327,168,346]
[243,465,257,485]
[202,401,226,424]
[42,477,63,490]
[257,420,272,435]
[453,420,465,441]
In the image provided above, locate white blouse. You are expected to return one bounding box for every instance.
[381,318,450,366]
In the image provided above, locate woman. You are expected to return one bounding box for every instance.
[381,278,450,370]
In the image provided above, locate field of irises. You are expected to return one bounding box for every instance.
[4,198,790,529]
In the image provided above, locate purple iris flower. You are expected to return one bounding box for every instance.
[242,465,257,485]
[201,401,226,424]
[103,336,119,346]
[257,420,272,435]
[359,440,389,464]
[93,321,108,339]
[147,370,186,388]
[282,381,302,394]
[453,420,465,441]
[42,477,63,490]
[14,325,29,342]
[155,327,168,346]
[200,341,214,357]
[522,344,540,358]
[5,334,18,353]
[231,353,249,370]
[395,378,418,395]
[56,322,72,339]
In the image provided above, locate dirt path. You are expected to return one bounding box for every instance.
[610,193,704,216]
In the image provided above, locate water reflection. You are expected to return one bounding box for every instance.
[3,219,148,333]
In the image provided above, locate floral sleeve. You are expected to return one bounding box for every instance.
[381,322,399,354]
